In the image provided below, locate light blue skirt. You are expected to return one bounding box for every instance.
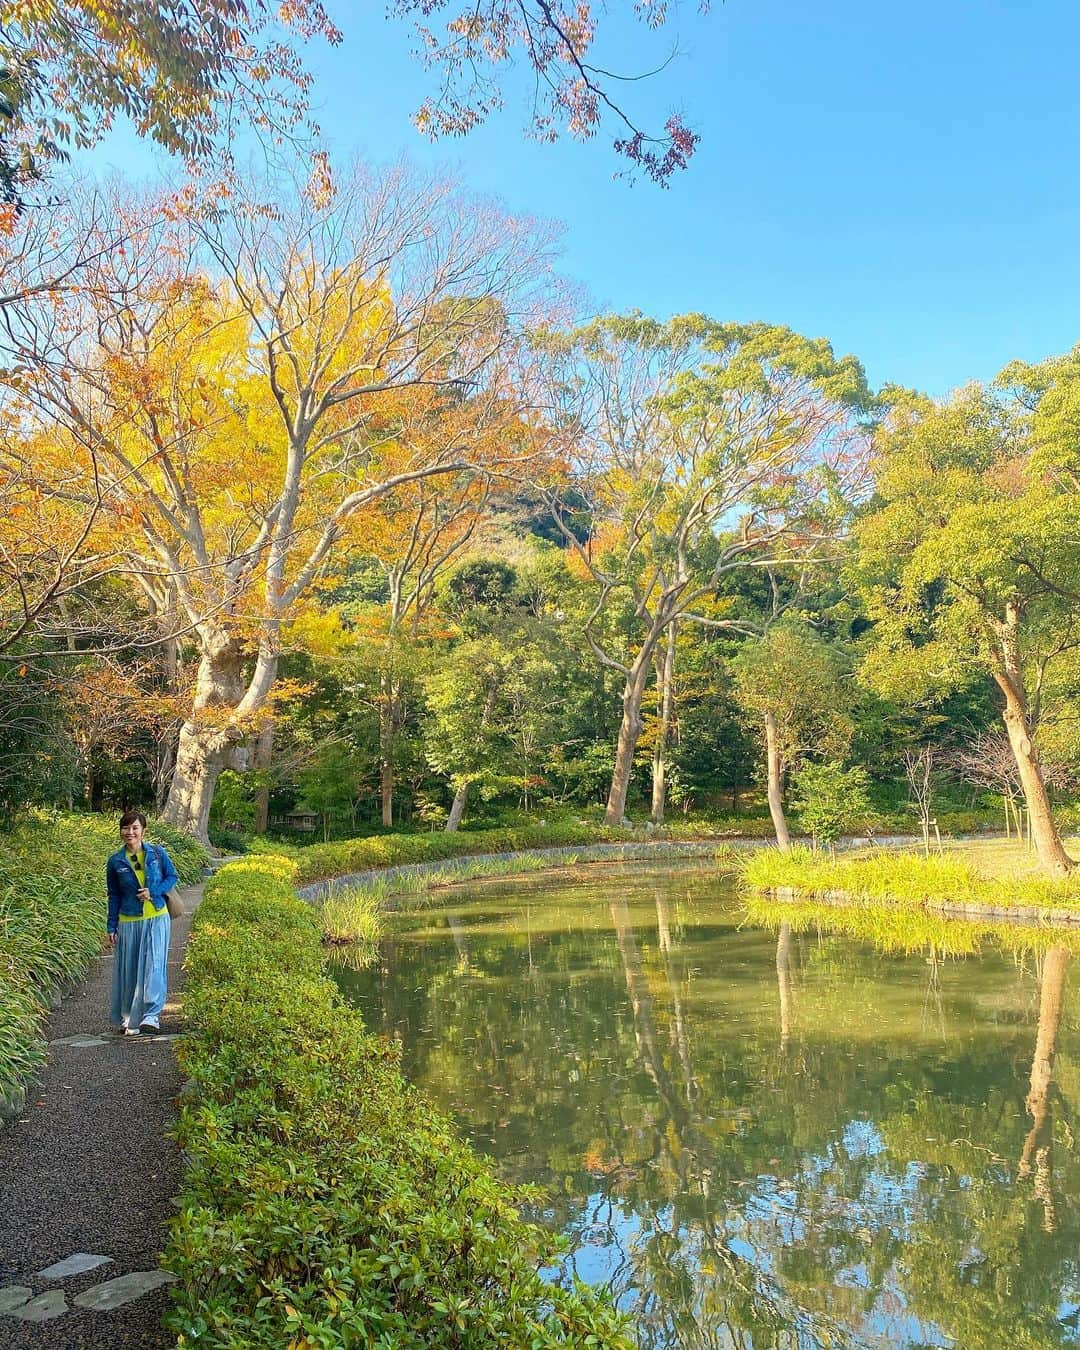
[110,910,171,1029]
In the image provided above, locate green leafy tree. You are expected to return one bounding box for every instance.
[730,622,853,850]
[298,742,367,840]
[425,557,582,828]
[539,314,873,826]
[854,382,1080,875]
[792,761,871,850]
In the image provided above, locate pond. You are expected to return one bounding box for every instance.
[336,861,1080,1349]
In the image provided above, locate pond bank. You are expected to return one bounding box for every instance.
[740,845,1080,927]
[297,838,740,904]
[761,884,1080,928]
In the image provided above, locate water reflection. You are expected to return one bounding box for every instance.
[338,864,1080,1349]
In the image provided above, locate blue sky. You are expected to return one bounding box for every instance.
[89,0,1080,396]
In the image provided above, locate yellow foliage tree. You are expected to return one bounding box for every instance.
[0,159,555,839]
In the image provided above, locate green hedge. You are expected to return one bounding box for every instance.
[260,810,1014,887]
[0,812,207,1114]
[165,856,631,1348]
[283,821,633,885]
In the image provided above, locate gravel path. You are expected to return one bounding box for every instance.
[0,884,204,1348]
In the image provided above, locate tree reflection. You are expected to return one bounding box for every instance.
[1019,946,1070,1233]
[339,870,1079,1349]
[776,923,794,1053]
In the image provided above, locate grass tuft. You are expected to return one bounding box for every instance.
[740,844,1080,911]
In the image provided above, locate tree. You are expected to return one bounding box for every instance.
[945,728,1072,841]
[538,314,872,825]
[333,472,488,827]
[855,382,1080,876]
[394,0,701,184]
[0,160,553,841]
[297,742,367,840]
[0,0,342,201]
[646,619,679,824]
[792,761,870,850]
[730,622,852,851]
[0,0,705,200]
[424,556,567,829]
[424,634,568,829]
[902,744,938,857]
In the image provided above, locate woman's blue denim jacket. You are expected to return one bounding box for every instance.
[106,842,179,934]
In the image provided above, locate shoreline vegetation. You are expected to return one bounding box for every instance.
[740,844,1080,929]
[166,855,632,1347]
[308,840,737,965]
[6,811,1080,1343]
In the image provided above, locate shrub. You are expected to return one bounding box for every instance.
[166,858,631,1348]
[792,762,873,849]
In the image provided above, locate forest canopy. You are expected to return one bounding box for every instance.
[1,154,1077,875]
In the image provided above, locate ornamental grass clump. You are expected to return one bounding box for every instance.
[741,845,1080,910]
[0,812,207,1111]
[167,857,631,1348]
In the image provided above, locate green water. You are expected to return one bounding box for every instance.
[337,862,1080,1349]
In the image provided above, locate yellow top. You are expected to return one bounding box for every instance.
[119,847,163,922]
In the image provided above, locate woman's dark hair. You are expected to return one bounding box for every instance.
[119,810,147,829]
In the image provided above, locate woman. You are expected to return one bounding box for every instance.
[106,810,178,1036]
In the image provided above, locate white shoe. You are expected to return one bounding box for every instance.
[124,1026,141,1036]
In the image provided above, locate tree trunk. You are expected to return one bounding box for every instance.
[251,721,274,834]
[650,623,677,825]
[444,676,499,833]
[1019,946,1070,1232]
[764,710,792,852]
[992,614,1072,875]
[446,780,469,832]
[162,722,227,845]
[379,668,397,829]
[605,647,655,826]
[609,899,668,1098]
[161,641,246,845]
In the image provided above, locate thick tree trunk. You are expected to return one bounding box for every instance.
[445,780,469,832]
[650,623,678,825]
[992,612,1072,876]
[161,641,246,845]
[162,723,227,845]
[1019,946,1070,1232]
[605,648,655,826]
[251,721,274,834]
[764,710,792,852]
